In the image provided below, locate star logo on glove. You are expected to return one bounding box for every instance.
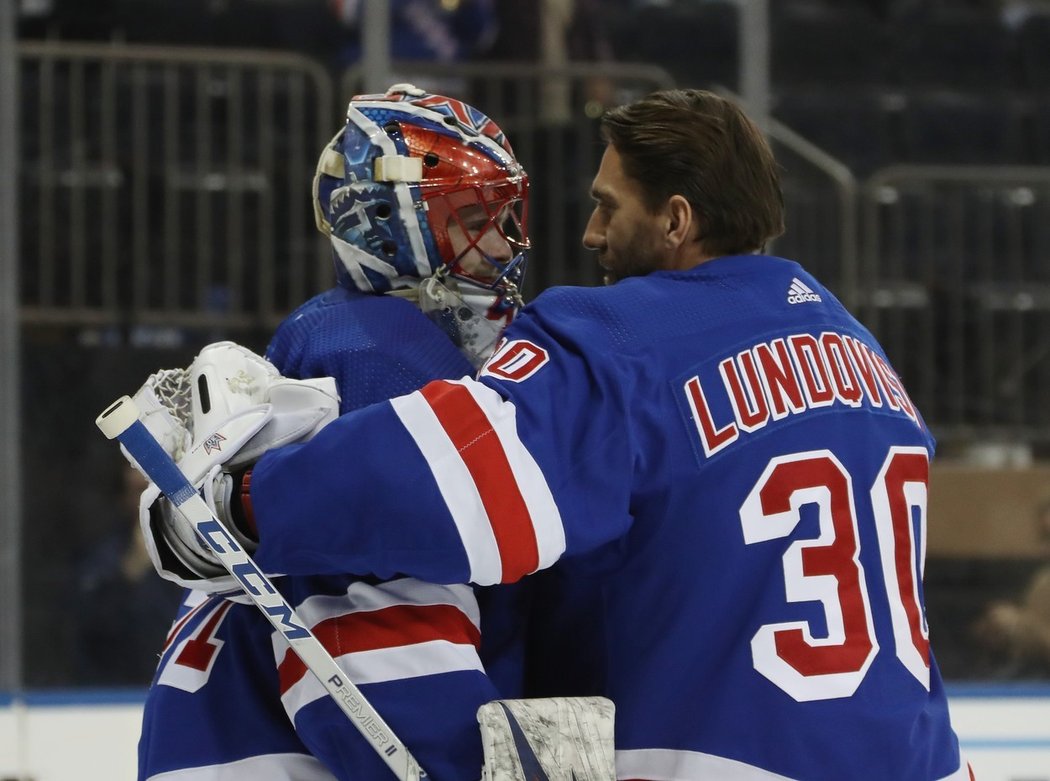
[203,432,227,455]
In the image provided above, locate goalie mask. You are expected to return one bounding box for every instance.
[313,84,530,366]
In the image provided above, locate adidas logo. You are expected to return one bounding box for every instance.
[787,277,822,304]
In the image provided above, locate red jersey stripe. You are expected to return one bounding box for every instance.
[278,603,482,694]
[419,380,540,581]
[163,596,224,652]
[174,601,234,672]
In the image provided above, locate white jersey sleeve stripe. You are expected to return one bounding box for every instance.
[292,579,481,630]
[450,379,566,570]
[279,641,485,719]
[418,380,541,582]
[617,748,797,780]
[616,748,972,781]
[389,389,504,585]
[146,752,338,781]
[401,379,565,583]
[273,599,482,692]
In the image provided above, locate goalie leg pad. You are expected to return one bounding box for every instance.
[478,697,616,781]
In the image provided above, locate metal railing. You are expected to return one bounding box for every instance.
[860,165,1050,444]
[18,41,333,331]
[18,42,1050,444]
[16,47,681,327]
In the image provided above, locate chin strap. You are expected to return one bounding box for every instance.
[387,274,516,369]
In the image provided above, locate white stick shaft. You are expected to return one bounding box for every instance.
[97,396,425,781]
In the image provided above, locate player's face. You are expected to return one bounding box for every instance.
[447,202,514,282]
[583,144,666,285]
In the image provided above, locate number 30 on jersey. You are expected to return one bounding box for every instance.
[740,447,930,702]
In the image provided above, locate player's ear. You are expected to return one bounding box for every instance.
[665,194,694,249]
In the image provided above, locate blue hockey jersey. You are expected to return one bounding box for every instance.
[250,256,970,781]
[139,287,500,781]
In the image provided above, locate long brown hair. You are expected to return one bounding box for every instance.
[600,89,785,256]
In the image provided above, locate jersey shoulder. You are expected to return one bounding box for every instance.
[518,256,827,348]
[517,283,643,355]
[267,287,475,411]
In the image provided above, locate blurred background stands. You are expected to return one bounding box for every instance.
[8,0,1050,690]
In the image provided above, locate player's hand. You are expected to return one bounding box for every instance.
[135,341,339,592]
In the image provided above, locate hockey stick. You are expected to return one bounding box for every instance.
[96,395,426,781]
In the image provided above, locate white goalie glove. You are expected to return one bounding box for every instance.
[129,341,340,593]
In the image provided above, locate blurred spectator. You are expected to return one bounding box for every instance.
[857,0,924,21]
[71,460,184,687]
[486,0,613,65]
[19,0,342,61]
[999,0,1050,28]
[971,503,1050,678]
[17,0,118,39]
[329,0,498,70]
[605,0,737,95]
[485,0,615,124]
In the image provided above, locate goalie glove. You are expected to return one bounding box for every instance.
[134,341,340,592]
[120,368,194,476]
[139,466,257,593]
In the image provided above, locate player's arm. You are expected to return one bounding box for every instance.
[248,302,636,586]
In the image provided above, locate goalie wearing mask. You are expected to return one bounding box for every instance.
[135,85,531,781]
